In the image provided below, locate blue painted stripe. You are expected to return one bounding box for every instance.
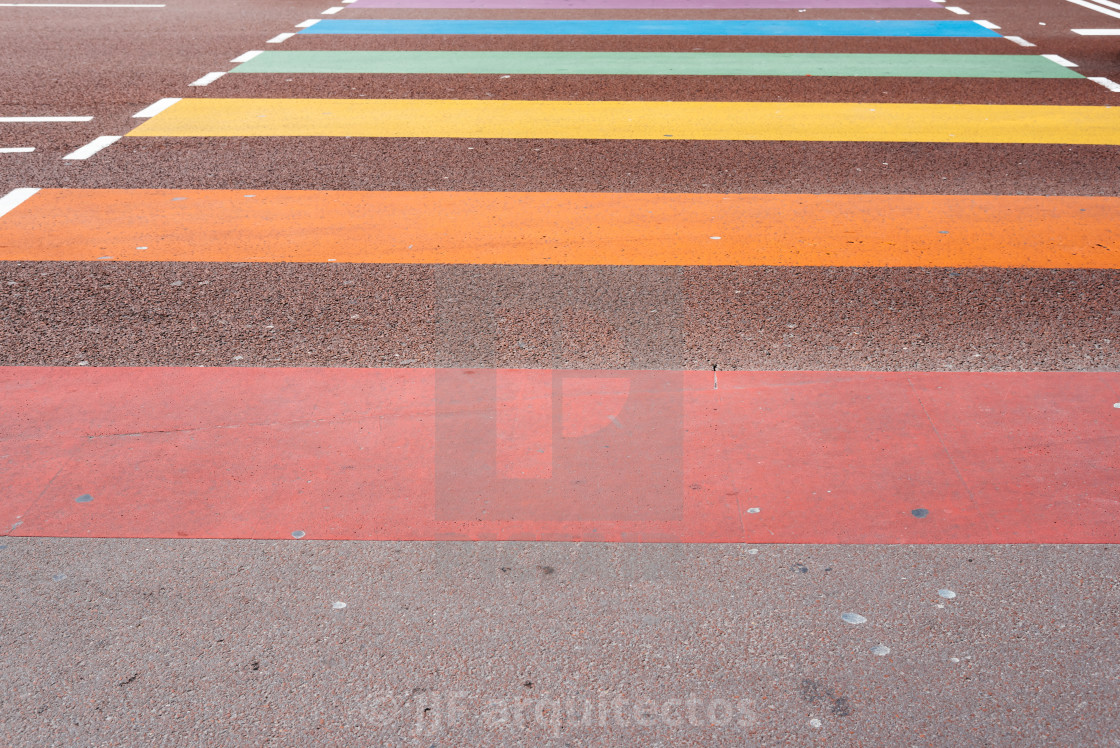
[301,19,1002,37]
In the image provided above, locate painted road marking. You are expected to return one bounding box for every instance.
[1090,76,1120,91]
[973,19,1000,29]
[3,189,1117,269]
[125,98,1120,145]
[1004,35,1036,46]
[321,5,344,12]
[0,116,91,122]
[132,97,180,118]
[945,5,969,13]
[1042,53,1078,67]
[266,31,296,42]
[230,51,1081,78]
[300,19,1002,37]
[295,18,320,27]
[61,135,120,160]
[188,71,226,86]
[229,50,262,63]
[2,367,1117,543]
[0,188,40,219]
[0,147,35,153]
[346,0,942,6]
[1073,27,1120,33]
[1063,0,1120,19]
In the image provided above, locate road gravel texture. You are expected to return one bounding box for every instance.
[1,0,1118,744]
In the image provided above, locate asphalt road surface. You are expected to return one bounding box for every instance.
[1,0,1118,744]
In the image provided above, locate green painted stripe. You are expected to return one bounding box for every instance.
[232,51,1083,78]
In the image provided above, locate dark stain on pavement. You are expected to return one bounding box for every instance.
[800,679,853,717]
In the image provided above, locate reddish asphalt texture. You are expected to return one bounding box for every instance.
[1,0,1119,744]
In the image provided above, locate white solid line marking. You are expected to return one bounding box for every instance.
[0,147,36,153]
[0,187,40,218]
[230,50,262,63]
[266,32,295,43]
[132,97,180,118]
[1072,27,1120,33]
[0,115,91,122]
[295,18,319,27]
[1043,53,1079,66]
[1004,35,1037,46]
[62,135,120,160]
[321,5,343,13]
[1085,0,1120,11]
[973,19,1000,29]
[188,71,226,86]
[946,5,969,13]
[1089,76,1120,91]
[1063,0,1120,19]
[342,0,356,3]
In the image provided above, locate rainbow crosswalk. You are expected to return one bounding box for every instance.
[2,0,1118,544]
[229,51,1081,78]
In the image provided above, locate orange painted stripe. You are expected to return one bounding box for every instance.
[1,188,1117,268]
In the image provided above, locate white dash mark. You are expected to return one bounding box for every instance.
[1113,402,1120,408]
[0,115,91,122]
[746,507,760,514]
[322,5,343,12]
[332,601,347,609]
[1089,76,1120,91]
[1004,35,1036,46]
[871,645,891,656]
[0,187,40,219]
[132,97,180,118]
[295,18,320,27]
[1062,0,1120,19]
[809,719,822,728]
[710,235,721,240]
[841,612,867,624]
[267,32,296,43]
[231,50,263,63]
[973,19,1000,29]
[1073,27,1120,34]
[1043,53,1079,67]
[62,135,120,160]
[746,548,759,554]
[945,5,969,13]
[938,588,958,599]
[0,147,35,153]
[188,71,226,86]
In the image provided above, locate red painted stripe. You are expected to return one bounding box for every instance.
[2,367,1116,543]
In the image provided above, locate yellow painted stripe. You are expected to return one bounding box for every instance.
[125,98,1120,144]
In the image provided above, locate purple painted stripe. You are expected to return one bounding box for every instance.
[349,0,937,8]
